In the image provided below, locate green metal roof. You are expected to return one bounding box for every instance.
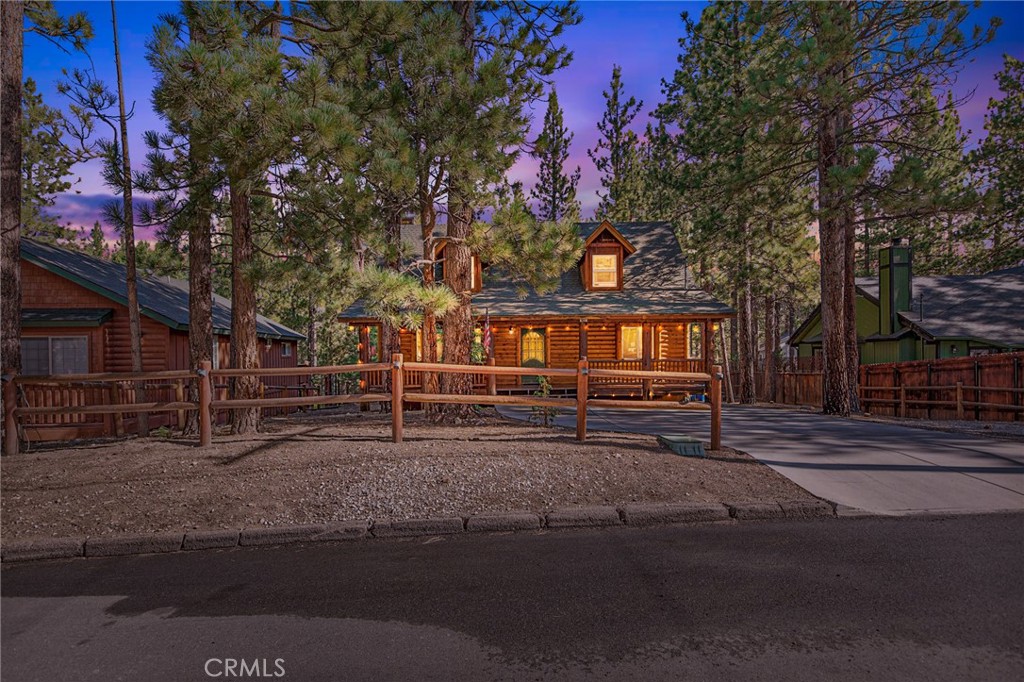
[22,308,113,328]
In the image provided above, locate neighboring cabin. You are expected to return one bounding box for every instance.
[16,239,304,440]
[340,220,735,397]
[789,239,1024,364]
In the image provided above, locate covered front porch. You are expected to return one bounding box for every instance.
[348,315,723,400]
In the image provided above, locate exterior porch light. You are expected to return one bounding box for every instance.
[677,324,683,331]
[508,326,514,334]
[347,324,355,332]
[712,322,720,332]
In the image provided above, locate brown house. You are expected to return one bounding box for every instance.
[341,220,734,397]
[17,239,304,439]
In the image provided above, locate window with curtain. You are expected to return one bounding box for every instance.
[21,336,89,375]
[620,325,642,360]
[520,329,546,367]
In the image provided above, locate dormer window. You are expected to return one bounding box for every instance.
[581,220,635,292]
[591,251,619,288]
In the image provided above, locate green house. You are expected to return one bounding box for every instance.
[789,240,1024,364]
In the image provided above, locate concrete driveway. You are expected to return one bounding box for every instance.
[499,405,1024,515]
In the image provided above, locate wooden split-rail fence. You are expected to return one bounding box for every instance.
[3,355,722,455]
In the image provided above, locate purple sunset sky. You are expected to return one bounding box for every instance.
[24,1,1024,241]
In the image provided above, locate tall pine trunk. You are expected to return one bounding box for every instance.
[1,0,23,378]
[1,0,23,454]
[184,190,212,435]
[111,0,147,435]
[817,107,852,416]
[736,240,756,404]
[438,0,476,419]
[419,193,439,402]
[764,293,778,402]
[183,14,212,437]
[380,210,402,400]
[228,177,259,433]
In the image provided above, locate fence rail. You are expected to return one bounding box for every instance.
[2,356,723,454]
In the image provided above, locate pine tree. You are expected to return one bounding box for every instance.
[530,88,580,222]
[740,1,997,415]
[20,78,83,240]
[974,56,1024,269]
[588,65,644,221]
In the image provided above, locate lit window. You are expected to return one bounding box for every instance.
[620,325,642,360]
[591,253,619,288]
[688,323,703,359]
[21,336,88,375]
[520,329,546,367]
[282,342,292,358]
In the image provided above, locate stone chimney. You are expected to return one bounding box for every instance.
[878,239,913,336]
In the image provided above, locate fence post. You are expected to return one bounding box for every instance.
[3,372,18,456]
[576,358,588,442]
[391,353,404,443]
[487,356,497,396]
[711,364,722,451]
[109,382,125,437]
[198,361,212,447]
[956,381,964,420]
[899,385,907,418]
[175,379,186,430]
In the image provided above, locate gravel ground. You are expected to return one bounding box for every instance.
[1,411,814,541]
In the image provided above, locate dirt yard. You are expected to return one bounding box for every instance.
[1,411,814,541]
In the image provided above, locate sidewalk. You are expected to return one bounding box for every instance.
[498,405,1024,515]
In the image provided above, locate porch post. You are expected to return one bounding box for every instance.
[642,321,653,399]
[578,318,588,360]
[704,321,714,374]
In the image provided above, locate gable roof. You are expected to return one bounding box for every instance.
[341,221,734,320]
[21,239,304,341]
[858,265,1024,346]
[582,219,637,255]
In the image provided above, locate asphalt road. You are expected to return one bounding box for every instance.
[500,405,1024,515]
[3,514,1023,681]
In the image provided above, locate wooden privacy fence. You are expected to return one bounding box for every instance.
[2,356,722,455]
[771,352,1024,421]
[858,352,1024,421]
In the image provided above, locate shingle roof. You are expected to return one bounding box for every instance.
[342,221,734,319]
[857,266,1024,346]
[22,239,305,341]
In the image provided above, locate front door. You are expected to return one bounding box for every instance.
[520,328,547,369]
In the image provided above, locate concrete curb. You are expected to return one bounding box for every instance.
[467,512,542,532]
[1,536,85,562]
[546,506,622,528]
[620,503,730,526]
[184,529,241,551]
[371,517,464,538]
[1,499,849,564]
[86,533,184,558]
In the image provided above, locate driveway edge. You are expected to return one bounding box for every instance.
[2,498,846,564]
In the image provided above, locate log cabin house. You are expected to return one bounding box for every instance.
[340,220,735,398]
[16,239,304,440]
